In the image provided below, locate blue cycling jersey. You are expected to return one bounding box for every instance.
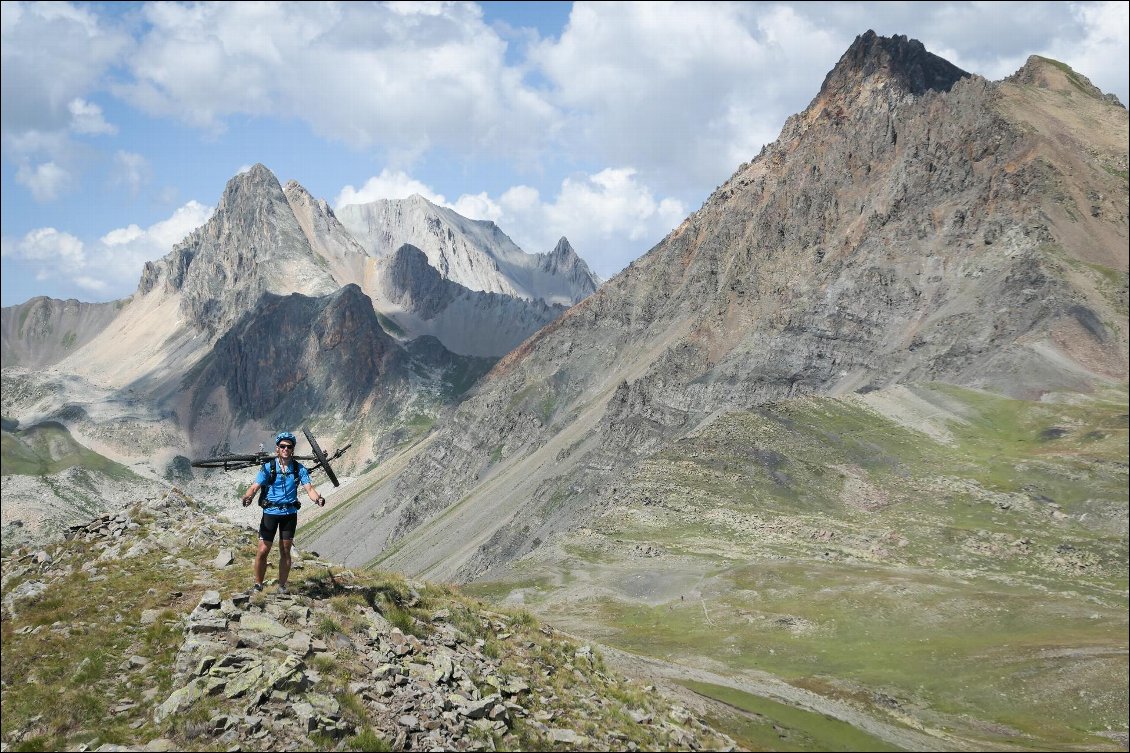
[255,460,312,516]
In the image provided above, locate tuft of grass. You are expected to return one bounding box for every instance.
[346,727,392,752]
[316,616,343,640]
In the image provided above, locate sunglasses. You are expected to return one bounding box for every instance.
[277,443,295,449]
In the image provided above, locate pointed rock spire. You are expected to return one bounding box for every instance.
[819,30,969,99]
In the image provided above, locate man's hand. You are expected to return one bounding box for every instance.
[317,496,326,507]
[241,496,252,507]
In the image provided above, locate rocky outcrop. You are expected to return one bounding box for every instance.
[0,491,735,752]
[0,296,122,369]
[185,284,403,428]
[380,244,457,319]
[307,33,1129,579]
[817,29,969,98]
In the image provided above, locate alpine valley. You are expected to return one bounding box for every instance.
[2,32,1127,752]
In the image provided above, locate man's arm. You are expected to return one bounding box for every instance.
[304,483,326,507]
[241,482,261,507]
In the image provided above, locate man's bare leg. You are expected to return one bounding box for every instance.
[278,539,292,587]
[255,539,273,586]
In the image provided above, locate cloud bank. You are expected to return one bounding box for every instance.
[2,1,1127,301]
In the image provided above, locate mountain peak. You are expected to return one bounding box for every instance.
[819,30,969,99]
[551,237,576,259]
[1007,55,1124,107]
[218,163,286,211]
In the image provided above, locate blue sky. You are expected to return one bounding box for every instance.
[2,1,1127,306]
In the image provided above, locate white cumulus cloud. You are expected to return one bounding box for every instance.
[0,201,213,301]
[334,169,448,208]
[15,160,74,201]
[67,97,116,134]
[117,2,555,164]
[532,2,843,195]
[2,226,86,263]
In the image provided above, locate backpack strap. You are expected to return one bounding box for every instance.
[257,461,275,508]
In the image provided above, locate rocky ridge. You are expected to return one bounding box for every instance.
[0,491,735,752]
[336,195,599,306]
[282,182,569,357]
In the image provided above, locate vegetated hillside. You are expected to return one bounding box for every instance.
[299,30,1128,752]
[0,418,161,552]
[0,491,735,752]
[306,32,1128,583]
[467,383,1128,751]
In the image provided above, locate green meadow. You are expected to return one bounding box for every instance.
[467,384,1129,750]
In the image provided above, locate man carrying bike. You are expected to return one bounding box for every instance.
[240,431,327,594]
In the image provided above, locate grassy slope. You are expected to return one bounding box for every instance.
[466,383,1129,750]
[1,421,138,480]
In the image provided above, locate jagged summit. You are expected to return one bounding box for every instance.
[548,237,577,265]
[819,30,970,99]
[138,164,336,334]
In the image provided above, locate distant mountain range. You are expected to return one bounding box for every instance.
[0,164,600,542]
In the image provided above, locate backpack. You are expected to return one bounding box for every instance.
[257,459,306,509]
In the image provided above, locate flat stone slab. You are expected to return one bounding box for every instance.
[238,613,292,638]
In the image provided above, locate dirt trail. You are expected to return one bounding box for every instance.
[590,642,986,752]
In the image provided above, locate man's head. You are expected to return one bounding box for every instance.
[275,431,296,456]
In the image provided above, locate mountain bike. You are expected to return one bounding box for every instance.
[191,428,350,487]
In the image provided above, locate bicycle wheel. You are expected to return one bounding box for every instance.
[303,428,340,487]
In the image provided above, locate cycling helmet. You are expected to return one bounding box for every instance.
[275,431,297,447]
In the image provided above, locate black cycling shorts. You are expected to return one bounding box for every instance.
[259,513,298,543]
